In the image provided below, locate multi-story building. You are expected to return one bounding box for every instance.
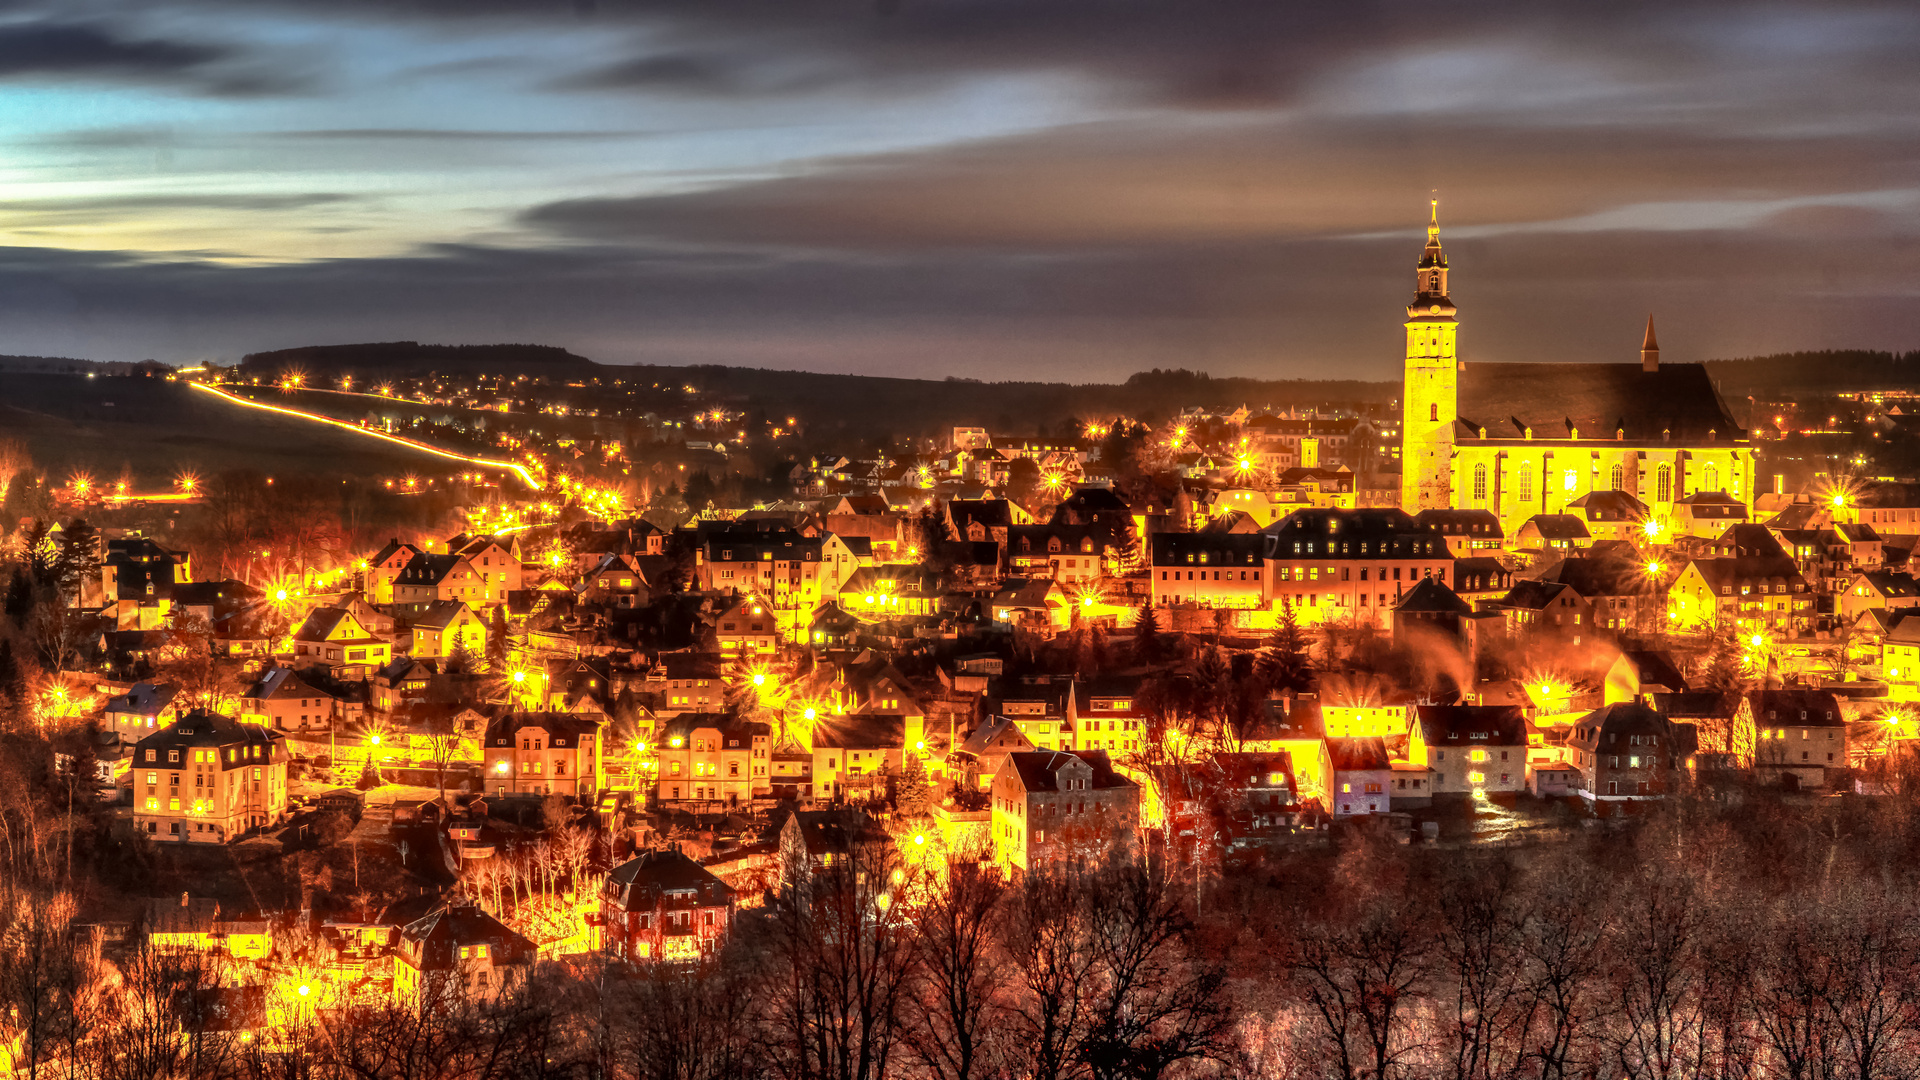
[1414,508,1505,558]
[392,552,488,612]
[1406,705,1528,798]
[714,595,780,654]
[1149,532,1266,608]
[1749,689,1847,790]
[393,905,535,1005]
[365,539,423,605]
[990,750,1139,873]
[407,600,486,660]
[603,848,736,964]
[481,712,605,798]
[447,533,523,605]
[1066,677,1146,755]
[1567,702,1681,808]
[652,714,771,806]
[810,714,924,801]
[105,681,180,744]
[238,668,336,733]
[291,606,393,678]
[132,710,288,843]
[1262,507,1454,626]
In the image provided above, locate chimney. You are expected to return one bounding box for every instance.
[1641,316,1660,372]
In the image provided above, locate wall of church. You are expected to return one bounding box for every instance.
[1447,443,1755,537]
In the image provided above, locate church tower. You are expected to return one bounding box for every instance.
[1400,199,1458,511]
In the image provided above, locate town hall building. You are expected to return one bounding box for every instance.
[1399,202,1755,536]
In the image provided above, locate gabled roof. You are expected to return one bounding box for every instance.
[1396,578,1471,615]
[1327,736,1390,772]
[956,714,1038,758]
[399,905,533,970]
[483,712,602,747]
[1414,508,1504,538]
[410,599,477,633]
[1567,489,1650,521]
[1414,705,1526,746]
[606,848,733,909]
[1502,579,1581,611]
[293,606,376,644]
[108,681,178,716]
[1520,514,1591,541]
[244,667,329,703]
[396,552,467,586]
[1567,702,1670,751]
[1262,507,1449,560]
[1004,749,1133,794]
[1747,689,1844,727]
[1651,691,1737,720]
[369,539,421,567]
[133,710,286,763]
[1455,361,1741,444]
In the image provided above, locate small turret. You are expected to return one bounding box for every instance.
[1641,315,1659,372]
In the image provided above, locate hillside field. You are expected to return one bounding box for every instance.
[0,373,477,488]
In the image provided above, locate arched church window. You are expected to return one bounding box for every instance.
[1473,464,1487,502]
[1704,464,1719,492]
[1518,464,1533,502]
[1429,403,1439,423]
[1610,464,1624,491]
[1657,464,1673,502]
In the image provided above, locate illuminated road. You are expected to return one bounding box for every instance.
[187,381,541,489]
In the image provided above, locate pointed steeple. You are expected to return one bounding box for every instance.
[1641,315,1659,372]
[1409,195,1453,318]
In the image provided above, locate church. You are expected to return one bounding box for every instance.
[1399,202,1754,537]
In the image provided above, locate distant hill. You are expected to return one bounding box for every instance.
[1706,350,1920,397]
[622,363,1395,434]
[238,341,599,379]
[0,354,148,376]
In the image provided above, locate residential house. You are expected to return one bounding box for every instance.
[713,595,779,654]
[1414,508,1505,557]
[1150,531,1267,609]
[838,564,940,618]
[990,577,1071,631]
[291,606,393,678]
[145,894,274,959]
[1407,705,1528,798]
[447,533,523,605]
[1670,491,1748,538]
[1006,524,1111,582]
[811,714,922,802]
[1496,579,1596,641]
[1567,703,1681,808]
[481,713,605,798]
[1326,737,1392,816]
[393,905,535,1004]
[238,668,336,733]
[1838,570,1920,624]
[105,681,180,744]
[985,676,1074,751]
[1749,688,1846,790]
[603,848,736,963]
[391,552,488,612]
[950,715,1040,790]
[1515,514,1592,554]
[132,710,288,843]
[1262,507,1455,627]
[408,601,487,660]
[1239,697,1335,809]
[1565,490,1652,544]
[652,714,771,806]
[1067,678,1147,755]
[990,750,1139,872]
[777,809,892,897]
[366,539,424,604]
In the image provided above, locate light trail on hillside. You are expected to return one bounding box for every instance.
[187,381,541,489]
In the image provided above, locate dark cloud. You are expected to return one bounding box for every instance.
[0,22,226,78]
[0,19,312,94]
[521,118,1920,252]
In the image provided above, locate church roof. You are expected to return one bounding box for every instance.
[1455,362,1741,444]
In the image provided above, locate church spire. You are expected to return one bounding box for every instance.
[1641,315,1659,372]
[1409,196,1453,318]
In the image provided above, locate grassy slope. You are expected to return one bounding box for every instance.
[0,372,475,487]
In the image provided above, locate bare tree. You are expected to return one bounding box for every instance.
[906,862,1007,1080]
[1290,898,1433,1080]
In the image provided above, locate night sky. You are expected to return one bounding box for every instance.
[2,0,1916,381]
